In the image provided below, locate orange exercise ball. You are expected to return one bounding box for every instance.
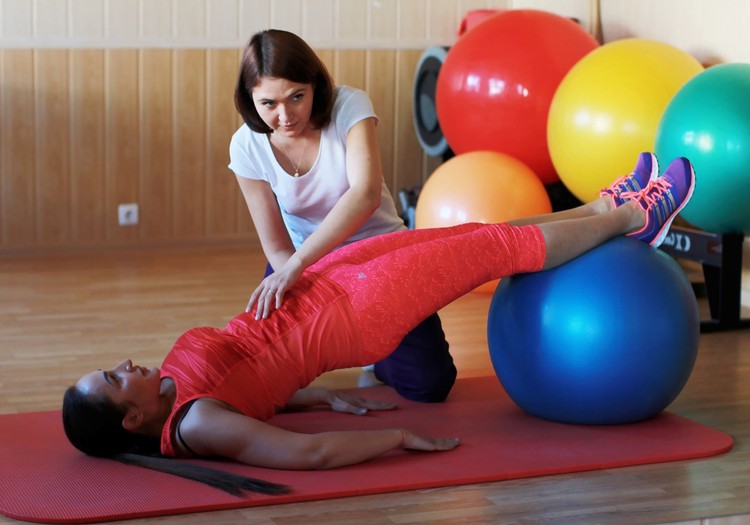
[415,151,552,292]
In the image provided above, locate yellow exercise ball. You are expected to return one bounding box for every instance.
[548,38,703,203]
[415,151,552,292]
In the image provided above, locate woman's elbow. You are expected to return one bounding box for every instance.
[360,185,382,215]
[298,442,341,470]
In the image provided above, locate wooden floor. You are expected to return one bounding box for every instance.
[1,244,749,525]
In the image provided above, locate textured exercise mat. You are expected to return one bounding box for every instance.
[0,376,733,524]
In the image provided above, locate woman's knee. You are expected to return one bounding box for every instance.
[373,314,456,402]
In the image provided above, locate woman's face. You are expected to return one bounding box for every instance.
[252,77,314,137]
[76,359,162,414]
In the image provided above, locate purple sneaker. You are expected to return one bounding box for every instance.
[600,152,659,206]
[627,157,696,248]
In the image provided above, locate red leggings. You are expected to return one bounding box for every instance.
[308,222,547,361]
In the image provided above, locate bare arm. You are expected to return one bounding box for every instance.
[248,117,384,318]
[236,177,296,273]
[178,399,460,470]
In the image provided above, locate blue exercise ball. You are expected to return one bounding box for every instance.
[487,237,700,425]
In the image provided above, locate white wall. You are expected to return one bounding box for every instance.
[0,0,510,49]
[601,0,750,64]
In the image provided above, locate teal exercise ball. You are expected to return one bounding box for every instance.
[655,63,750,234]
[487,237,700,425]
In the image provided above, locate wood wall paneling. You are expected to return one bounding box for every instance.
[105,50,140,243]
[334,49,367,92]
[35,50,71,246]
[173,50,207,239]
[316,49,335,78]
[70,49,106,244]
[367,49,397,202]
[206,49,242,237]
[140,49,174,242]
[1,50,37,248]
[0,48,428,253]
[396,49,428,193]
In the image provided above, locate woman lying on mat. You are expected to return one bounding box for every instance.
[62,154,695,496]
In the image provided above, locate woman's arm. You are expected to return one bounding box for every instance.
[251,117,385,318]
[179,398,460,470]
[236,177,296,272]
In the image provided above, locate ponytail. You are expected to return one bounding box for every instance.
[62,386,289,496]
[114,453,289,496]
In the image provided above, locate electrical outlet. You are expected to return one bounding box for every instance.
[118,203,139,226]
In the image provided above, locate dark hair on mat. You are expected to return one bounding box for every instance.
[62,385,159,456]
[62,386,289,496]
[235,29,335,133]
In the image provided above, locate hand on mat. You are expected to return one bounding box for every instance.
[284,387,397,414]
[247,260,304,319]
[327,390,397,416]
[401,429,461,451]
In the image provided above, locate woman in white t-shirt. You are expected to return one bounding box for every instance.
[229,29,456,402]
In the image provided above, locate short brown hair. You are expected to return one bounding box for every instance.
[235,29,335,134]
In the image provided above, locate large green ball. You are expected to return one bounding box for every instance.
[655,63,750,234]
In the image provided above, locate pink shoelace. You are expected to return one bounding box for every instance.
[620,177,674,211]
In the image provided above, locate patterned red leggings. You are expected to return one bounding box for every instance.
[308,222,547,361]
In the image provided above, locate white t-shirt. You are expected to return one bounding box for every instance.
[228,86,406,250]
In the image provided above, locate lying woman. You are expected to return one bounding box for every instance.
[63,154,695,495]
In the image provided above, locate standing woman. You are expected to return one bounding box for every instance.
[229,29,456,402]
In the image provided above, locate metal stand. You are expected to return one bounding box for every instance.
[659,226,749,332]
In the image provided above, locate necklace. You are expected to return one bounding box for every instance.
[277,138,308,178]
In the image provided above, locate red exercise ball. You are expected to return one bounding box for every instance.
[436,9,599,185]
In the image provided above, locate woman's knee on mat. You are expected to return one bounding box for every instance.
[373,314,456,403]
